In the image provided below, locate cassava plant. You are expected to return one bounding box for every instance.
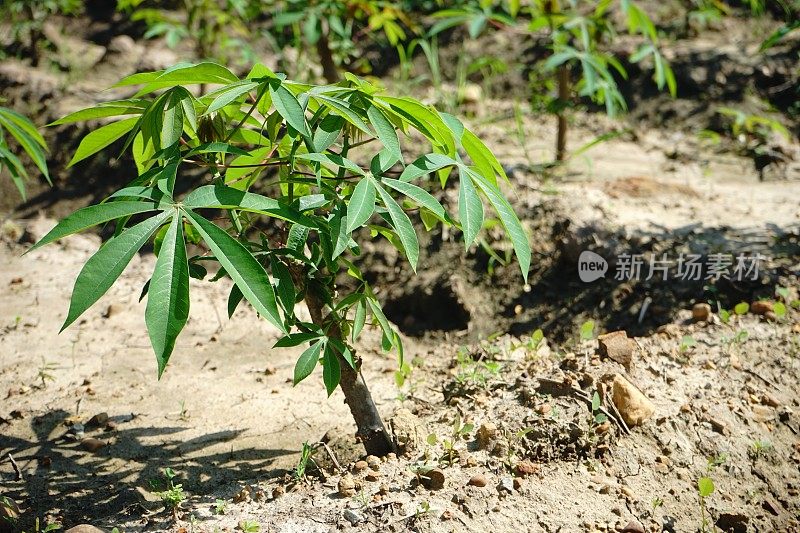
[431,0,676,161]
[0,105,51,199]
[270,0,418,83]
[30,62,531,455]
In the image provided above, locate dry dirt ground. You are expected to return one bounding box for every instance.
[2,7,800,533]
[1,118,799,532]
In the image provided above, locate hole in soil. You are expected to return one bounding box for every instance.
[383,284,471,336]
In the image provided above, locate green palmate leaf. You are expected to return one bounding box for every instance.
[465,167,531,281]
[381,178,447,221]
[146,213,190,377]
[377,96,456,155]
[399,153,458,182]
[375,182,419,272]
[330,202,350,259]
[0,144,29,199]
[184,209,285,332]
[366,104,401,164]
[269,81,311,138]
[187,142,251,157]
[314,94,371,135]
[49,100,149,126]
[462,129,507,186]
[227,284,244,318]
[270,256,296,317]
[160,90,187,148]
[0,108,46,148]
[206,81,259,114]
[297,153,365,176]
[346,178,377,232]
[312,114,344,152]
[0,110,50,181]
[275,332,322,348]
[68,117,139,167]
[117,62,239,94]
[183,184,315,227]
[366,297,403,364]
[30,201,162,252]
[352,299,366,341]
[294,340,324,385]
[457,168,484,247]
[62,211,171,331]
[322,345,341,396]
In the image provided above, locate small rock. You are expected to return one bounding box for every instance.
[496,477,515,494]
[233,486,251,503]
[692,303,712,322]
[365,470,380,482]
[467,474,489,487]
[762,394,781,407]
[386,452,397,461]
[598,331,636,370]
[80,438,106,452]
[87,412,108,427]
[390,408,426,455]
[353,460,368,473]
[751,301,773,315]
[620,486,636,500]
[338,473,357,497]
[108,35,137,54]
[476,422,498,450]
[762,495,782,516]
[764,311,778,322]
[514,460,538,477]
[715,513,748,533]
[513,478,522,490]
[611,374,655,427]
[343,509,365,526]
[65,526,106,533]
[421,468,445,490]
[271,485,285,498]
[366,455,381,470]
[620,520,645,533]
[706,416,728,435]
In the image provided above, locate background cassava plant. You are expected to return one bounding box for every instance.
[0,105,51,200]
[31,61,531,456]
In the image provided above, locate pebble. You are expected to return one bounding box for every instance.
[338,473,357,497]
[620,521,645,533]
[514,460,539,477]
[80,438,106,452]
[365,470,380,482]
[611,374,655,426]
[751,301,773,315]
[476,422,498,449]
[87,412,108,427]
[620,486,636,500]
[692,303,712,322]
[421,468,446,490]
[366,455,381,470]
[467,474,489,487]
[598,331,636,370]
[353,460,368,473]
[65,527,106,533]
[762,394,781,407]
[343,509,365,525]
[497,477,514,494]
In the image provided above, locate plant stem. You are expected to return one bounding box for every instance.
[555,64,569,161]
[316,19,340,84]
[302,284,395,456]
